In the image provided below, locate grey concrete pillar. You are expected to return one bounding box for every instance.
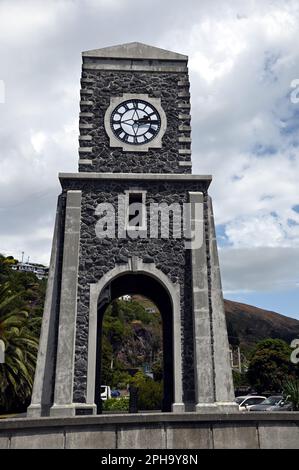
[27,198,63,417]
[208,196,237,410]
[189,192,215,411]
[171,282,185,413]
[50,190,82,417]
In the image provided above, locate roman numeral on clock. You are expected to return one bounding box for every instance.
[114,127,123,136]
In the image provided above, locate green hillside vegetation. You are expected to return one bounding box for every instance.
[101,298,163,393]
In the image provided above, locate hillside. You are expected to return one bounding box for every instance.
[225,299,299,351]
[103,297,299,383]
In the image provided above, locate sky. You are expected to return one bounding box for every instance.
[0,0,298,319]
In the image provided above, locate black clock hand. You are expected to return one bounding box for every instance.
[136,119,159,125]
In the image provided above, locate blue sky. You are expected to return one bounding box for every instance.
[0,0,298,320]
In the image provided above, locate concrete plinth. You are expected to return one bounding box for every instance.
[195,402,239,413]
[65,426,115,449]
[0,412,298,449]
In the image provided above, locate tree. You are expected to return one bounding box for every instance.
[232,370,249,389]
[152,356,163,381]
[0,283,40,412]
[247,338,297,393]
[130,371,163,410]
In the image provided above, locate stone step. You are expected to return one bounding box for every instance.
[81,78,95,84]
[78,159,93,165]
[79,123,94,129]
[79,112,94,118]
[178,136,192,143]
[80,100,94,106]
[178,113,191,120]
[80,89,93,95]
[178,102,191,109]
[179,125,191,131]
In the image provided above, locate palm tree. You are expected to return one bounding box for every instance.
[0,282,39,411]
[283,378,299,411]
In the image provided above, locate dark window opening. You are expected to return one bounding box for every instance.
[128,192,144,228]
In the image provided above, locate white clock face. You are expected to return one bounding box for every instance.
[110,99,161,146]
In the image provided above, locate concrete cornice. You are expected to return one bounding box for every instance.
[0,412,299,430]
[59,172,212,185]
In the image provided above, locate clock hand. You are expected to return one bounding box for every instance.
[121,118,135,124]
[136,119,159,125]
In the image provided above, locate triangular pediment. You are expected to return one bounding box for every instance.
[82,42,187,61]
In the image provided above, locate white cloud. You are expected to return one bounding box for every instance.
[31,131,48,154]
[219,246,299,293]
[0,0,70,44]
[225,212,299,248]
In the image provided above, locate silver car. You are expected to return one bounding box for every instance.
[249,395,283,411]
[250,395,293,412]
[235,395,267,411]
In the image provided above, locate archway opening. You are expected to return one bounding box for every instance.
[95,273,174,413]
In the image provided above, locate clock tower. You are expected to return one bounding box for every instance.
[79,42,191,173]
[28,43,237,417]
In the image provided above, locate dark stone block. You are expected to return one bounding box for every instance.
[143,255,154,263]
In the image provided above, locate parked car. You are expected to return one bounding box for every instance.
[267,397,293,411]
[249,395,284,411]
[235,395,266,411]
[111,389,121,398]
[249,395,293,412]
[100,385,111,401]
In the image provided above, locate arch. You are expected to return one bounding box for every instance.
[86,258,184,412]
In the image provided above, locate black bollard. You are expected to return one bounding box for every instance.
[129,385,138,413]
[97,398,103,415]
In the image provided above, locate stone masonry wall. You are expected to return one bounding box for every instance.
[79,69,191,174]
[60,178,209,406]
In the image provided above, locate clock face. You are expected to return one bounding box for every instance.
[110,99,161,146]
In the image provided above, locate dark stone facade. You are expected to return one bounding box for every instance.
[79,68,191,174]
[72,46,202,408]
[60,178,210,406]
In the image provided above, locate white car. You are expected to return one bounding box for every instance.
[235,395,267,411]
[100,385,111,401]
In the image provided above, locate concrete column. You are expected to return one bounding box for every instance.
[189,192,215,411]
[27,197,63,417]
[171,283,185,413]
[208,197,237,410]
[50,190,82,417]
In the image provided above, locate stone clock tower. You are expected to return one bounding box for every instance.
[28,43,237,417]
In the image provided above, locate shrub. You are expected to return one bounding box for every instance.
[247,339,295,393]
[130,371,163,410]
[283,378,299,411]
[102,397,129,412]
